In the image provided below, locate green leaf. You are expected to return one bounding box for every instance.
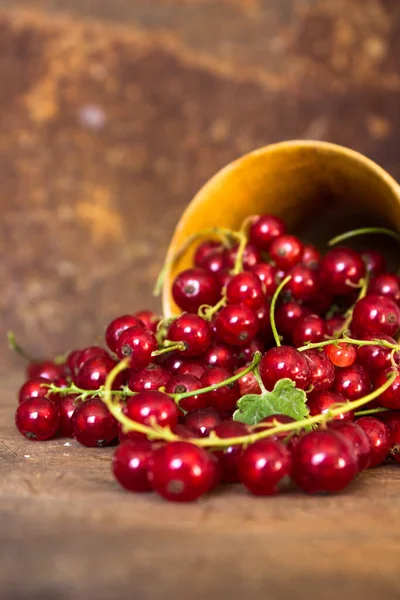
[233,378,309,426]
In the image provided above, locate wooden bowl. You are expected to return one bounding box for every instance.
[163,140,400,316]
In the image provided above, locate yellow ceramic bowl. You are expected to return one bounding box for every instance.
[163,140,400,316]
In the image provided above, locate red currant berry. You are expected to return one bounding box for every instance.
[249,214,286,250]
[369,273,400,305]
[325,315,346,337]
[287,265,320,301]
[327,421,371,471]
[200,367,241,412]
[72,399,118,447]
[165,374,208,412]
[275,302,310,338]
[199,248,229,275]
[27,361,67,384]
[215,304,258,347]
[112,440,153,492]
[15,397,60,441]
[291,430,358,493]
[236,338,265,367]
[292,314,326,347]
[334,364,371,400]
[18,377,50,404]
[361,250,387,277]
[172,268,219,312]
[58,395,77,437]
[325,342,357,368]
[150,442,220,502]
[67,349,84,376]
[269,235,303,270]
[356,416,391,467]
[173,424,199,439]
[177,361,206,379]
[124,391,179,440]
[168,313,211,357]
[162,353,189,374]
[303,349,335,391]
[239,439,292,495]
[352,294,400,337]
[183,408,222,437]
[301,244,321,270]
[320,247,365,295]
[202,342,237,371]
[307,391,354,421]
[226,272,265,311]
[134,310,160,333]
[254,304,272,339]
[374,369,400,410]
[115,327,157,369]
[259,346,311,391]
[105,315,144,353]
[76,356,122,390]
[76,346,111,372]
[127,363,170,392]
[251,263,279,298]
[234,368,261,396]
[226,243,261,270]
[194,239,222,267]
[213,421,250,482]
[356,335,399,375]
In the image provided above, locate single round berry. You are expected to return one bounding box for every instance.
[150,442,220,502]
[76,356,122,390]
[115,327,158,369]
[76,346,111,372]
[249,214,286,250]
[325,315,346,337]
[66,350,83,377]
[287,265,320,301]
[112,440,153,492]
[320,247,365,295]
[134,310,160,333]
[215,304,258,347]
[18,377,51,404]
[303,349,335,391]
[334,364,371,400]
[177,361,206,379]
[325,342,357,368]
[374,369,400,410]
[301,244,321,270]
[239,439,292,495]
[251,263,279,298]
[226,272,265,311]
[352,294,400,337]
[275,302,310,338]
[327,421,371,471]
[306,391,354,421]
[199,248,229,275]
[168,313,211,357]
[162,353,188,374]
[124,391,179,441]
[213,421,250,482]
[292,314,326,347]
[361,250,387,277]
[356,416,391,467]
[225,243,261,270]
[259,346,311,391]
[194,239,222,267]
[183,408,222,437]
[357,335,399,375]
[291,430,358,493]
[27,361,67,384]
[58,395,77,437]
[202,342,237,371]
[369,273,400,305]
[15,397,60,441]
[127,363,170,392]
[172,268,219,312]
[200,367,241,412]
[105,316,144,353]
[269,235,303,270]
[72,399,118,447]
[165,374,208,412]
[234,368,261,396]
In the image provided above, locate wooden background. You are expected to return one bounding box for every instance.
[1,1,400,598]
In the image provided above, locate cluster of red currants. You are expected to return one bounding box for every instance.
[13,214,400,502]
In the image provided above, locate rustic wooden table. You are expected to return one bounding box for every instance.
[1,372,400,600]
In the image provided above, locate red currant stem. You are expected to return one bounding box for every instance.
[151,342,187,356]
[232,216,253,275]
[253,365,268,395]
[390,348,398,369]
[7,331,42,363]
[354,407,391,417]
[153,227,241,296]
[198,294,227,321]
[270,275,292,347]
[328,227,400,247]
[337,274,370,337]
[297,334,400,353]
[45,381,136,401]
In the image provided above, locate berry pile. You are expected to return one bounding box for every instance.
[11,215,400,502]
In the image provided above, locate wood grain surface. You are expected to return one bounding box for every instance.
[1,372,400,600]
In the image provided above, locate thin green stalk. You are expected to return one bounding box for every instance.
[329,227,400,247]
[270,276,292,347]
[7,331,41,363]
[297,335,400,353]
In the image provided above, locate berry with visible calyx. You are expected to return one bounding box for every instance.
[215,304,258,347]
[334,364,371,400]
[165,374,208,412]
[15,397,60,441]
[18,377,51,404]
[307,390,354,421]
[150,442,220,502]
[303,349,335,391]
[202,342,237,371]
[226,272,265,311]
[251,263,279,298]
[115,327,157,369]
[287,265,320,301]
[168,313,211,357]
[249,215,286,250]
[239,439,292,495]
[325,342,357,368]
[58,395,77,437]
[356,335,399,375]
[292,314,326,347]
[374,369,400,410]
[72,398,118,447]
[302,244,321,270]
[105,316,144,353]
[127,363,170,392]
[183,408,222,437]
[356,417,391,467]
[327,421,371,471]
[361,250,387,277]
[194,240,222,267]
[275,302,310,338]
[200,367,241,412]
[123,391,179,441]
[269,235,304,270]
[259,346,311,391]
[76,356,123,390]
[112,440,153,492]
[352,294,400,338]
[291,430,358,493]
[369,273,400,305]
[172,268,219,312]
[134,310,160,333]
[320,247,365,295]
[213,421,250,482]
